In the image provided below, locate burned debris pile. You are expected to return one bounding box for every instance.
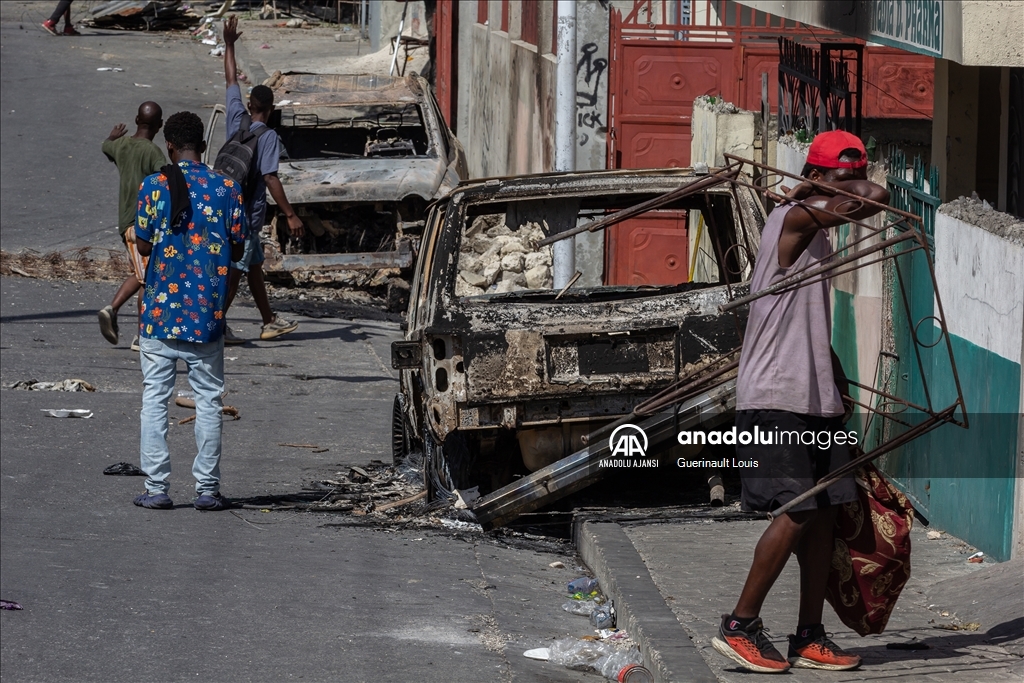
[85,1,201,31]
[456,215,553,297]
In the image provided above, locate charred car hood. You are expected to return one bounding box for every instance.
[437,283,748,403]
[276,157,447,204]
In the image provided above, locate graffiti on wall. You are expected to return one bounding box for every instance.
[576,42,607,146]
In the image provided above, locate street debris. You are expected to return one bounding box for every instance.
[590,604,615,629]
[96,67,124,72]
[453,487,480,510]
[568,577,600,595]
[968,551,985,563]
[13,379,95,392]
[177,406,238,424]
[41,409,93,419]
[548,561,566,569]
[0,600,23,611]
[85,1,201,32]
[927,530,943,540]
[103,462,146,476]
[546,636,645,680]
[563,599,603,616]
[133,83,152,88]
[934,622,982,631]
[1,248,133,282]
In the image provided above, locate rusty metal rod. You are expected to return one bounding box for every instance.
[717,245,926,308]
[723,153,925,224]
[768,405,958,520]
[720,230,918,312]
[537,164,742,246]
[635,358,740,417]
[721,173,926,244]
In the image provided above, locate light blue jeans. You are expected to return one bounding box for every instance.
[139,337,225,496]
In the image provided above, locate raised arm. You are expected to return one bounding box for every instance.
[223,15,242,87]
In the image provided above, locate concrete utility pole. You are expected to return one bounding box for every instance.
[553,0,577,288]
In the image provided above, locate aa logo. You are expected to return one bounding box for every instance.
[608,424,648,458]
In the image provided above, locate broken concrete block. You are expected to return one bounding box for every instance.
[524,264,551,290]
[480,242,503,264]
[481,261,501,286]
[472,235,491,254]
[500,240,527,256]
[461,270,488,289]
[460,253,479,273]
[500,252,525,274]
[486,223,512,237]
[494,278,520,293]
[524,251,552,271]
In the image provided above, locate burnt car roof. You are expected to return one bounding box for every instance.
[270,72,424,105]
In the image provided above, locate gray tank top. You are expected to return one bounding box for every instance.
[736,204,843,417]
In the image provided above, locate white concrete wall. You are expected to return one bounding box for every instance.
[933,210,1024,559]
[690,101,756,168]
[933,214,1024,368]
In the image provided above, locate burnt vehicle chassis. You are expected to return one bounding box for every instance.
[203,73,466,298]
[391,169,766,502]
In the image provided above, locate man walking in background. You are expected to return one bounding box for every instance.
[712,131,889,673]
[220,14,303,344]
[131,111,246,511]
[98,102,166,350]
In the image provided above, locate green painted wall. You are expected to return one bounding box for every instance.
[831,238,1020,561]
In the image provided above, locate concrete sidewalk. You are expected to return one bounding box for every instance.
[578,514,1023,682]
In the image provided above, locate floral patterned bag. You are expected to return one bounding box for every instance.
[825,463,915,635]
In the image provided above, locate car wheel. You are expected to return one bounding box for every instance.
[391,394,410,466]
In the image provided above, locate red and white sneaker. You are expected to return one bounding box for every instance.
[787,625,862,670]
[41,19,59,35]
[712,615,791,674]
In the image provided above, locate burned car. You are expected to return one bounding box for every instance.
[391,168,766,501]
[204,73,466,296]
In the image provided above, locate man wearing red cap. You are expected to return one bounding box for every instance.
[712,130,889,673]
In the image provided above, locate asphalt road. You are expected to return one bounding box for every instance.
[0,8,600,681]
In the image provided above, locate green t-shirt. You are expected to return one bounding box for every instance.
[102,135,167,235]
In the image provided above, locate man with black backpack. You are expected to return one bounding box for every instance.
[219,15,303,343]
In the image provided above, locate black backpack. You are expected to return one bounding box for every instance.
[213,113,272,198]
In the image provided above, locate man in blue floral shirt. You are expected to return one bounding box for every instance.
[132,111,247,512]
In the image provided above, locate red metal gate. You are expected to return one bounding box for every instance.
[604,0,933,286]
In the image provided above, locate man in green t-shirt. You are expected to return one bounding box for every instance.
[97,101,166,349]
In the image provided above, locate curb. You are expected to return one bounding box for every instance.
[575,521,718,683]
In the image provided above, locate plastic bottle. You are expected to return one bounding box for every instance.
[568,577,599,595]
[590,604,615,629]
[562,599,599,616]
[596,648,644,681]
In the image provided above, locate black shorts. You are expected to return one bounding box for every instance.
[735,409,858,513]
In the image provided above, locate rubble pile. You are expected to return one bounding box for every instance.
[456,215,554,297]
[236,461,425,514]
[85,1,202,31]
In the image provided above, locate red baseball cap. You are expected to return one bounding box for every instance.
[806,130,867,169]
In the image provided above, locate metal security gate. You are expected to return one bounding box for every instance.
[604,0,934,286]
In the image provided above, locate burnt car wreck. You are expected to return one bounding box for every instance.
[391,167,767,517]
[205,72,466,300]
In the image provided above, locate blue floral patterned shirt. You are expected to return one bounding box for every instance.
[134,160,247,343]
